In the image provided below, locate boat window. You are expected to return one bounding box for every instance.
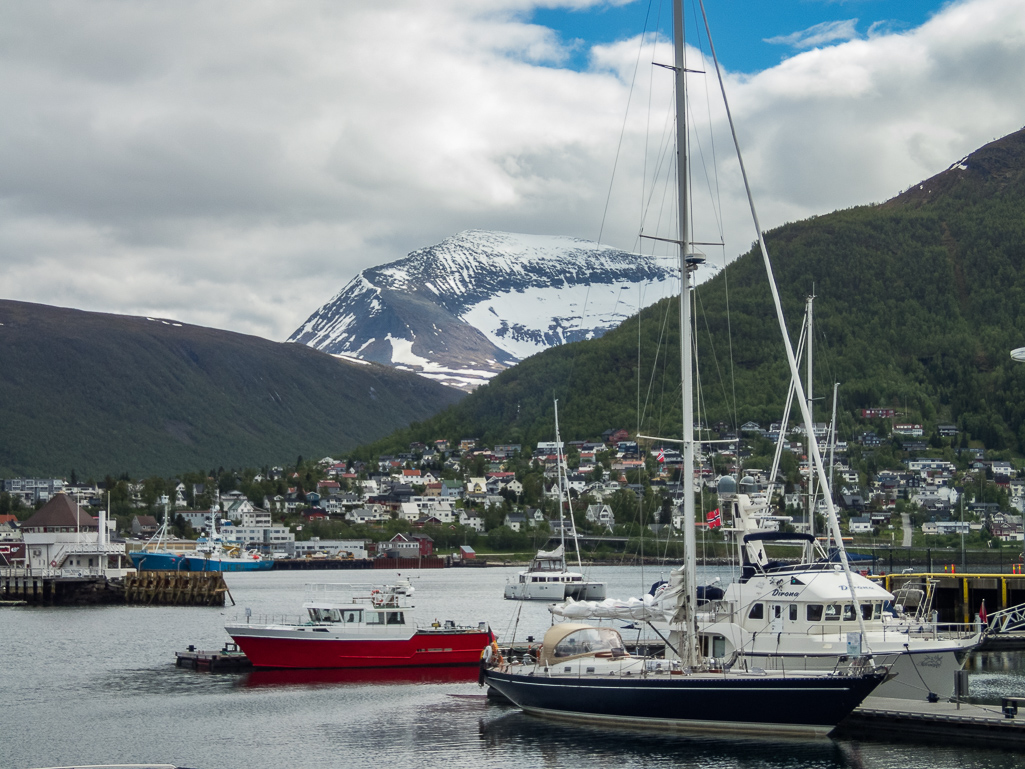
[860,603,874,621]
[789,604,798,621]
[552,627,625,658]
[824,604,841,621]
[748,603,764,620]
[386,612,404,625]
[807,605,824,622]
[843,604,856,621]
[773,605,783,619]
[344,611,361,624]
[365,611,385,626]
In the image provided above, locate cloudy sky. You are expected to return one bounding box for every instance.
[2,0,1023,342]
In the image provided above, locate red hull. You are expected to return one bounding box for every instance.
[229,629,493,669]
[242,665,481,687]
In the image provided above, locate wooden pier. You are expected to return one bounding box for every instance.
[123,571,231,606]
[1,572,124,605]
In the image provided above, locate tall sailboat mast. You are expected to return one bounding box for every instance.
[673,0,698,668]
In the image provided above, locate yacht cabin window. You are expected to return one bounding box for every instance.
[807,605,824,622]
[748,603,764,620]
[789,604,798,621]
[552,627,625,658]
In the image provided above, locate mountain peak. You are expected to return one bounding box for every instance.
[884,126,1025,210]
[289,230,682,390]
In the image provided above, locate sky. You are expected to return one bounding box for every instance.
[1,0,1023,342]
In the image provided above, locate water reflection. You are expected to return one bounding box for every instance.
[477,707,856,769]
[239,665,480,688]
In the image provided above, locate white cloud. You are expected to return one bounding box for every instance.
[764,19,861,49]
[0,0,1022,341]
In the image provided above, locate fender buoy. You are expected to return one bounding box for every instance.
[481,645,493,662]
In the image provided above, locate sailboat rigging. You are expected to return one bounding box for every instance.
[480,0,888,734]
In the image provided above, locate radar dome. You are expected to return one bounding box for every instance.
[717,476,737,495]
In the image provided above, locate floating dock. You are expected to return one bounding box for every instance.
[837,695,1025,746]
[175,643,253,672]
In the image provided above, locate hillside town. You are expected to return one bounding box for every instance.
[2,411,1023,573]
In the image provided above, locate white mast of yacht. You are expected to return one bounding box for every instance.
[673,0,699,669]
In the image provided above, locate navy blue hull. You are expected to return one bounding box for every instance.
[483,668,885,736]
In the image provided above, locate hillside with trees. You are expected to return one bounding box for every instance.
[368,127,1025,454]
[0,300,463,478]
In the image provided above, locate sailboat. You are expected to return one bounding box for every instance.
[480,0,888,735]
[504,401,606,601]
[552,304,984,700]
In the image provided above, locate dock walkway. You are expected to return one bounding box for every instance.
[839,695,1025,746]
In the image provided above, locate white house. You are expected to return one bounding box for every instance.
[20,494,127,576]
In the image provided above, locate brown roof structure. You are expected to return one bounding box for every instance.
[21,494,96,531]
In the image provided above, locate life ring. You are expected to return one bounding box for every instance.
[50,560,57,567]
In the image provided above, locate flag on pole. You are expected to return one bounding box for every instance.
[656,448,666,463]
[706,508,721,529]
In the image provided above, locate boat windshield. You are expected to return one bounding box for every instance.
[552,627,625,658]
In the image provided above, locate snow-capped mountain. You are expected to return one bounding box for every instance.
[289,230,683,390]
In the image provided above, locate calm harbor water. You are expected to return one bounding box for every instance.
[3,565,1024,769]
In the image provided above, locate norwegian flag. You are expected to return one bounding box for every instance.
[656,448,666,463]
[705,508,722,529]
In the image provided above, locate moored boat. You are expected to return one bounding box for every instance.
[226,581,494,669]
[482,621,886,737]
[503,545,605,601]
[130,508,272,572]
[482,0,890,735]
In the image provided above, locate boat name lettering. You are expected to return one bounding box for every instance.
[770,589,801,599]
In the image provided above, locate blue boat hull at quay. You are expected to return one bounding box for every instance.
[482,667,887,737]
[130,551,273,572]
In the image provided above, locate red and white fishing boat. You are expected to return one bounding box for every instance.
[225,579,494,669]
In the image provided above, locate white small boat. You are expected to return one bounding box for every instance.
[503,545,606,601]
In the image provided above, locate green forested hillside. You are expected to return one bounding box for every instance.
[373,127,1025,453]
[0,301,463,478]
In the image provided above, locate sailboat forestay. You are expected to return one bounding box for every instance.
[479,0,888,735]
